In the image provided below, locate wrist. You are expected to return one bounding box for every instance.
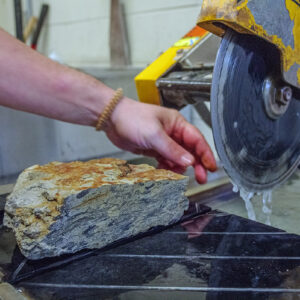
[108,97,134,128]
[87,84,116,127]
[95,88,124,131]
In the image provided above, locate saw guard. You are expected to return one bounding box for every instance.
[198,0,300,88]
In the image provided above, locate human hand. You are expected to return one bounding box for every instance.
[106,98,217,183]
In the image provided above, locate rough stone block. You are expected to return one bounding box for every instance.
[4,159,188,259]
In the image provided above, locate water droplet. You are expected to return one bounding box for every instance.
[262,190,272,225]
[239,188,256,221]
[232,184,239,193]
[233,121,238,128]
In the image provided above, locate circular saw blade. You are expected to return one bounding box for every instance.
[211,30,300,191]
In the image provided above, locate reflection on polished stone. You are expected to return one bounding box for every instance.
[0,205,298,300]
[209,171,300,235]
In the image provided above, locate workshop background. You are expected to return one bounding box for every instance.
[0,0,217,178]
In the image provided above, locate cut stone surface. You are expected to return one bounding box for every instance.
[4,158,188,260]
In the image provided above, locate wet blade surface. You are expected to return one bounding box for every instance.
[211,30,300,191]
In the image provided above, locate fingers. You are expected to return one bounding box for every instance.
[194,163,207,184]
[196,140,217,172]
[157,161,186,174]
[132,107,216,184]
[180,122,217,172]
[133,149,186,173]
[150,129,195,168]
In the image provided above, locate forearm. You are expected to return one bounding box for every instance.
[0,28,115,126]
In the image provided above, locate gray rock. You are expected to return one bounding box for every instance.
[4,158,188,259]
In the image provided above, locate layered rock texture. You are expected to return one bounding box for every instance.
[4,158,188,260]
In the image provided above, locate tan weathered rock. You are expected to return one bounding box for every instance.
[0,283,30,300]
[4,158,188,259]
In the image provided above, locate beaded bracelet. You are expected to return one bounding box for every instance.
[95,88,123,131]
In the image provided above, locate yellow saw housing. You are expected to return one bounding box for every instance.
[135,26,209,105]
[197,0,300,88]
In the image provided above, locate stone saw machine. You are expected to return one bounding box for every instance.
[135,0,300,192]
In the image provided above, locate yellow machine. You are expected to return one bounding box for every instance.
[135,0,300,191]
[135,26,211,106]
[198,0,300,88]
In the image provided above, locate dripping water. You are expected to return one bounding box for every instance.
[232,183,273,225]
[262,190,272,225]
[232,184,256,220]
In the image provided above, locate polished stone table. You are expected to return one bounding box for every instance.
[0,198,299,300]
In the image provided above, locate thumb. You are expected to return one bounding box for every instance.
[150,130,195,167]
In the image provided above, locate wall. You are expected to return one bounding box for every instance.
[31,0,203,67]
[0,0,218,178]
[0,0,204,69]
[0,0,15,35]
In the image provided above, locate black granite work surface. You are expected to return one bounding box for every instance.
[0,203,299,300]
